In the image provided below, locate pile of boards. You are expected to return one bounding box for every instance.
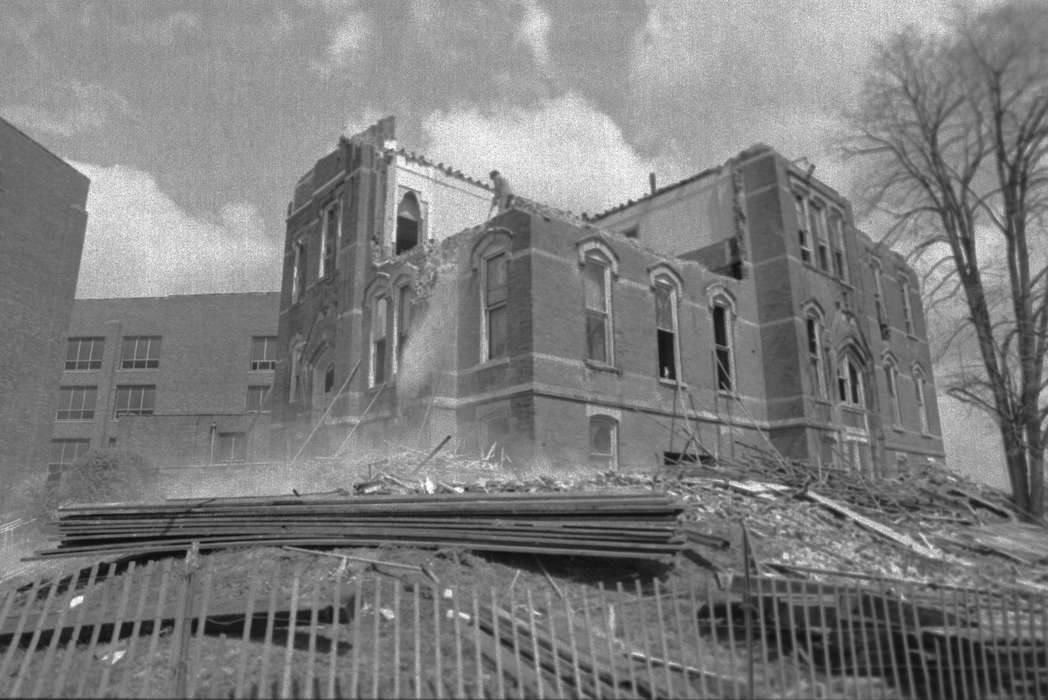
[35,491,685,562]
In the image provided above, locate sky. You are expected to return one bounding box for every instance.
[1,0,1009,487]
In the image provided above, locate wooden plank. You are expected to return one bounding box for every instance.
[804,489,942,559]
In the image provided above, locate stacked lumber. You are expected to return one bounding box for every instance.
[35,491,685,561]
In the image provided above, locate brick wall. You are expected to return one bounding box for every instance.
[0,118,88,508]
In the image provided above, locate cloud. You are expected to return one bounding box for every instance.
[421,93,685,215]
[515,0,552,71]
[2,81,132,139]
[311,10,372,77]
[72,162,282,298]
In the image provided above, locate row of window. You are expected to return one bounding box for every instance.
[49,432,247,467]
[805,309,934,432]
[64,336,278,372]
[871,261,916,336]
[794,189,848,280]
[56,384,272,420]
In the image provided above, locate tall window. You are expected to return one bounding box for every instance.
[370,296,388,386]
[482,414,510,459]
[583,254,612,363]
[884,358,901,426]
[56,386,97,420]
[320,202,339,276]
[121,336,161,369]
[914,367,930,434]
[396,192,421,254]
[246,385,270,412]
[872,261,887,326]
[809,200,829,272]
[829,212,847,279]
[250,336,277,370]
[49,439,90,468]
[395,284,412,370]
[837,354,865,406]
[483,254,508,361]
[654,281,678,380]
[66,337,104,370]
[712,302,733,391]
[289,342,304,402]
[588,416,618,469]
[806,312,826,398]
[794,194,812,264]
[900,277,914,335]
[114,385,155,417]
[216,432,247,463]
[292,240,306,302]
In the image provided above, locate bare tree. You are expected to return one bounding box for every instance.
[842,0,1048,519]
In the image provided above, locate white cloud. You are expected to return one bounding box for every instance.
[72,162,282,298]
[311,11,371,77]
[515,0,552,71]
[421,93,685,215]
[2,81,132,139]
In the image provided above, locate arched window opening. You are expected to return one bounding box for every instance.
[914,367,930,434]
[654,280,679,380]
[583,253,612,364]
[837,351,866,407]
[806,311,827,398]
[884,357,901,426]
[396,192,421,255]
[370,296,388,386]
[588,416,618,469]
[712,301,734,392]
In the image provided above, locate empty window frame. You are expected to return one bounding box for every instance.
[884,358,902,426]
[483,253,508,361]
[216,432,248,463]
[114,385,155,417]
[482,414,510,460]
[292,240,307,303]
[396,192,422,255]
[872,260,887,325]
[837,354,866,406]
[806,312,827,398]
[794,193,812,264]
[56,386,97,420]
[49,439,90,468]
[66,337,104,371]
[289,342,305,402]
[370,296,388,386]
[395,284,412,371]
[583,254,612,363]
[712,301,734,392]
[829,211,847,280]
[324,364,335,393]
[654,280,679,380]
[246,385,270,412]
[588,416,618,469]
[320,201,340,276]
[250,336,278,370]
[808,199,830,272]
[900,276,915,335]
[914,366,931,434]
[121,336,161,369]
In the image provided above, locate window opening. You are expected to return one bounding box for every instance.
[66,337,104,370]
[56,386,97,420]
[396,192,421,255]
[121,336,161,369]
[654,282,677,380]
[713,303,733,391]
[484,254,508,360]
[584,256,611,363]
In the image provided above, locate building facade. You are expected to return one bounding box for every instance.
[50,293,280,473]
[272,120,944,475]
[0,117,89,509]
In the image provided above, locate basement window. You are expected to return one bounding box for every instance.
[65,337,104,371]
[56,386,97,420]
[114,385,155,417]
[121,336,161,369]
[588,416,618,469]
[216,432,247,463]
[396,192,421,255]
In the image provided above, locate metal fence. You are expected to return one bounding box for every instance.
[1,552,1046,699]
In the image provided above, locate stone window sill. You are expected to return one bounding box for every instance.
[585,360,621,375]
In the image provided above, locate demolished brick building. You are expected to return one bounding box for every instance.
[271,117,945,475]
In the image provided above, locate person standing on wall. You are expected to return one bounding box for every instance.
[488,170,514,218]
